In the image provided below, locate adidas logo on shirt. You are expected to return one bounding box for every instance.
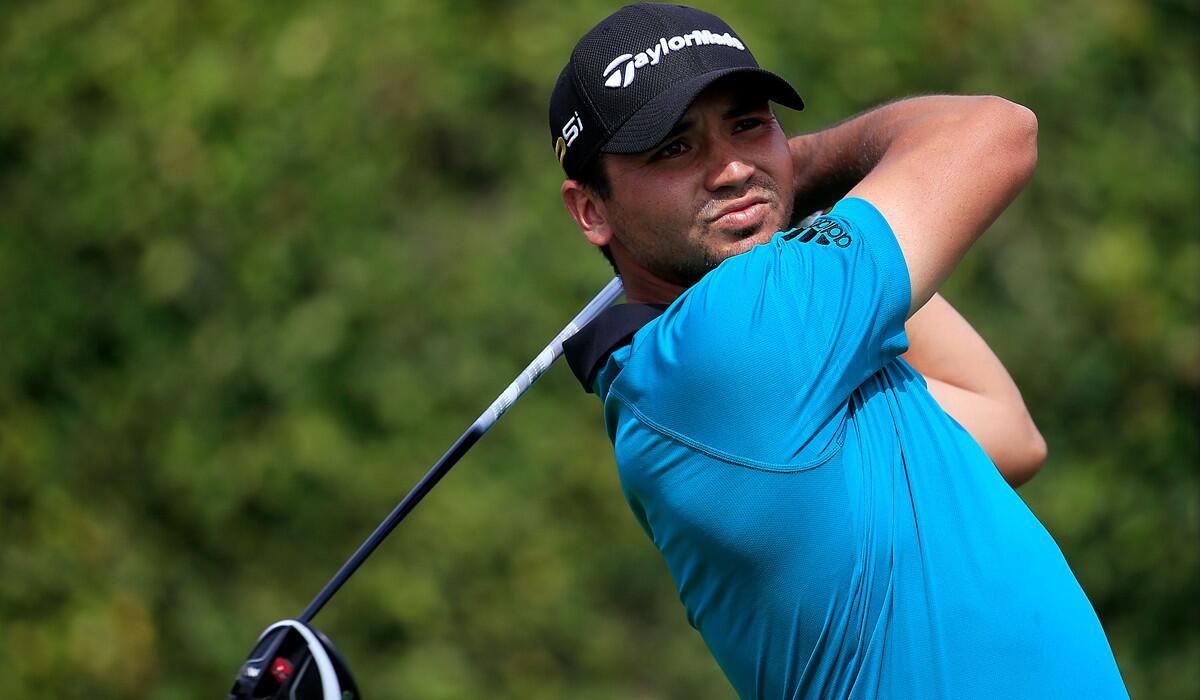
[783,218,853,248]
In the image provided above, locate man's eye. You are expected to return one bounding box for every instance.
[734,118,765,132]
[653,140,688,160]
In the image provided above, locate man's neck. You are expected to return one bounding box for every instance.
[621,275,687,305]
[609,244,688,304]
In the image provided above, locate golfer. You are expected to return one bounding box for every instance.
[553,4,1127,698]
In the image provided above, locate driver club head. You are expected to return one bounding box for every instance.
[229,619,359,700]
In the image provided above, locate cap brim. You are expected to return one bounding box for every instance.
[601,67,804,155]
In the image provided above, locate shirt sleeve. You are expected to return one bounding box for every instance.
[771,196,912,389]
[611,197,911,470]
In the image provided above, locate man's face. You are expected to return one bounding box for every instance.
[598,83,796,286]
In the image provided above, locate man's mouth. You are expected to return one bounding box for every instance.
[709,196,771,230]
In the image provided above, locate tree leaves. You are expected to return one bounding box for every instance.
[0,0,1195,698]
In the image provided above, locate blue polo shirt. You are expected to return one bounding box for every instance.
[592,198,1127,699]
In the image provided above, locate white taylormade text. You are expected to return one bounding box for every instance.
[603,30,746,89]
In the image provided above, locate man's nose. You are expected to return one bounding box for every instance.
[704,138,755,192]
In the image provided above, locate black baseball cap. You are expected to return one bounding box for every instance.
[549,3,804,179]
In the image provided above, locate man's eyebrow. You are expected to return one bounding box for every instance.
[723,98,771,119]
[646,99,772,153]
[641,119,693,155]
[661,119,693,143]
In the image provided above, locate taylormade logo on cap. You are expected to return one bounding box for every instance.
[602,29,747,89]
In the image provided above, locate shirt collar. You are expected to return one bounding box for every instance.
[563,303,667,393]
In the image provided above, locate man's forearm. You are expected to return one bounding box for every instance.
[788,96,999,217]
[782,97,931,213]
[788,111,878,216]
[902,294,1047,486]
[788,102,900,215]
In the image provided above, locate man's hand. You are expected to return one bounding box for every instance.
[902,294,1047,486]
[789,95,1038,317]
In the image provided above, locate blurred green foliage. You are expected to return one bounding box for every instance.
[0,0,1196,697]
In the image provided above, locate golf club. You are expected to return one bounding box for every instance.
[229,276,625,699]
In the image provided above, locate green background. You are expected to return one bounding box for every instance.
[1,0,1196,697]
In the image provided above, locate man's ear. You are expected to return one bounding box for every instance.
[561,180,613,247]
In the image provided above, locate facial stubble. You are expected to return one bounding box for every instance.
[622,176,796,287]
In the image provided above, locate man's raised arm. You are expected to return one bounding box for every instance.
[789,97,1044,483]
[789,95,1038,317]
[901,294,1048,486]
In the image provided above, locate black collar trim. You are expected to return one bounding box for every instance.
[563,303,667,393]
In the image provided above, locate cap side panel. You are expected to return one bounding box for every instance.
[569,58,610,134]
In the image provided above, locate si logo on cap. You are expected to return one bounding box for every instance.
[555,112,583,165]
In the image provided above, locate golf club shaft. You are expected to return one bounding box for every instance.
[298,277,625,623]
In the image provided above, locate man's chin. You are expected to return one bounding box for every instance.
[722,220,780,250]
